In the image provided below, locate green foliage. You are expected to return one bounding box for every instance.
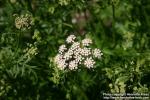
[0,0,150,100]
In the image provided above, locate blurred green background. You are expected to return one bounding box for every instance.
[0,0,150,100]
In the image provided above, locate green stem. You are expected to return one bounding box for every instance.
[15,30,21,57]
[112,4,115,20]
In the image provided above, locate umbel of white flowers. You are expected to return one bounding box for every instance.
[54,35,103,70]
[15,14,33,30]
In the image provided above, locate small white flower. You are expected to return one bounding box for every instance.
[73,47,82,56]
[66,35,76,43]
[70,42,80,50]
[84,57,95,69]
[54,54,67,70]
[63,49,73,60]
[69,60,78,70]
[93,48,103,59]
[74,54,83,64]
[54,54,63,64]
[82,38,92,46]
[57,59,67,70]
[81,48,91,56]
[58,45,67,54]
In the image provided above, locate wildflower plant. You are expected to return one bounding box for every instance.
[1,0,150,99]
[54,35,103,71]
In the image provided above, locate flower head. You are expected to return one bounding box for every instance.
[63,49,73,61]
[70,42,80,50]
[74,54,83,64]
[82,38,92,46]
[54,34,103,71]
[59,45,67,54]
[69,60,78,70]
[81,48,91,56]
[15,13,33,30]
[93,48,103,59]
[54,54,63,64]
[54,54,67,70]
[57,59,67,70]
[73,48,82,57]
[84,57,95,69]
[66,35,76,43]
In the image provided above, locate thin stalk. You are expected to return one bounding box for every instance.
[15,30,21,57]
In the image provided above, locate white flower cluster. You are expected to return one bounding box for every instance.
[15,14,33,30]
[82,38,92,46]
[93,48,103,59]
[54,35,103,71]
[66,35,76,43]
